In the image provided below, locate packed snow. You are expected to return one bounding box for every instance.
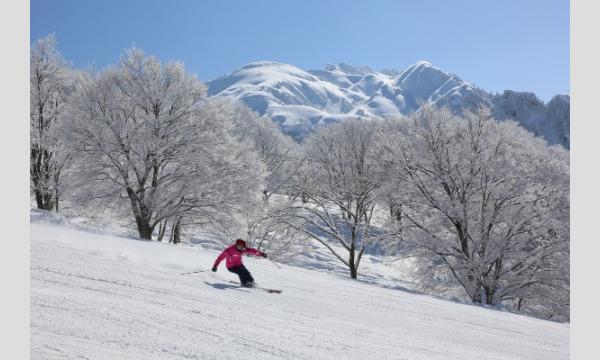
[31,213,569,359]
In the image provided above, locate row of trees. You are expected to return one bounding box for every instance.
[30,35,299,246]
[277,108,569,320]
[31,35,569,320]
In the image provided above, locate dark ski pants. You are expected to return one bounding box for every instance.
[228,265,254,286]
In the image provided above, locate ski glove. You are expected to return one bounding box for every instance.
[261,252,267,258]
[212,266,217,272]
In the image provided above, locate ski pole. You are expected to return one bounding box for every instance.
[181,269,211,275]
[267,258,282,269]
[258,249,282,269]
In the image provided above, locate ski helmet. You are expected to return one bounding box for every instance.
[235,239,247,248]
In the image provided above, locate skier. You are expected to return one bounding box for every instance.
[212,239,267,288]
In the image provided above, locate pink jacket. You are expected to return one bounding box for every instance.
[213,245,264,269]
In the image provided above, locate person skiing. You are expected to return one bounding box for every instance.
[212,239,267,288]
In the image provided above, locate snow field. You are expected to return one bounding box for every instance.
[31,222,569,359]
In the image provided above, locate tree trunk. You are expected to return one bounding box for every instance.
[172,217,182,244]
[53,167,62,212]
[389,203,402,223]
[350,265,358,279]
[470,283,494,305]
[484,286,495,305]
[131,211,154,240]
[471,290,482,303]
[517,298,524,311]
[31,146,56,211]
[347,214,360,279]
[348,241,358,279]
[126,187,154,240]
[158,219,168,241]
[34,189,54,211]
[169,220,176,243]
[135,219,154,240]
[468,280,483,303]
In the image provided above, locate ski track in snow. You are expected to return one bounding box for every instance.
[31,222,569,359]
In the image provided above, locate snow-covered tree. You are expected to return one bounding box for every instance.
[286,119,387,279]
[380,106,570,310]
[228,103,303,203]
[66,49,263,240]
[30,34,72,211]
[189,101,310,257]
[172,100,265,244]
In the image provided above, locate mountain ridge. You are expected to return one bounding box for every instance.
[207,61,570,148]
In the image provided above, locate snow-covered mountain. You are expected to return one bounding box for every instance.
[208,61,570,148]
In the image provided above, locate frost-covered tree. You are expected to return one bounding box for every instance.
[66,49,263,240]
[172,100,265,244]
[191,101,309,257]
[229,104,303,203]
[380,106,569,310]
[30,34,72,211]
[287,119,386,279]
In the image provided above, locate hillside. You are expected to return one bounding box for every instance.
[31,213,569,359]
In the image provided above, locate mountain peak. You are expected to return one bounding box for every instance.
[414,60,433,67]
[240,61,287,69]
[401,60,446,75]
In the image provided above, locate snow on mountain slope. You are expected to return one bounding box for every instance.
[31,215,569,359]
[208,61,367,139]
[208,61,570,148]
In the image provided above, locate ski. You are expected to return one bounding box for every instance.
[255,287,282,294]
[228,281,282,293]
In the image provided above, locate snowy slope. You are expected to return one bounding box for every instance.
[31,216,569,359]
[208,61,570,148]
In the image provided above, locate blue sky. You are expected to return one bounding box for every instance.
[31,0,569,101]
